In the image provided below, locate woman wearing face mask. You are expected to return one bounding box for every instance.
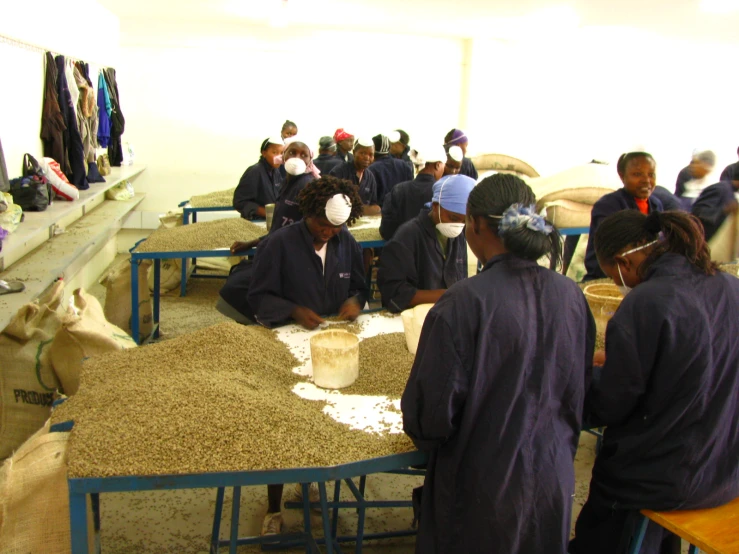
[402,173,594,554]
[570,210,739,554]
[271,139,320,231]
[329,138,381,216]
[232,137,284,220]
[377,174,475,313]
[582,151,664,282]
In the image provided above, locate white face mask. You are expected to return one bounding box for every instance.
[614,239,659,296]
[436,204,465,238]
[285,157,307,176]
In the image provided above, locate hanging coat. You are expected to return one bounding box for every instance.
[368,155,414,205]
[55,55,88,190]
[104,68,125,166]
[691,181,736,241]
[459,157,478,180]
[232,157,282,220]
[270,173,315,232]
[247,221,368,327]
[377,210,467,313]
[379,173,436,240]
[97,72,112,148]
[572,253,739,554]
[583,189,663,281]
[40,52,66,172]
[329,162,378,206]
[402,254,595,554]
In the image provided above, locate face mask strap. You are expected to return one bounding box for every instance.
[621,239,659,257]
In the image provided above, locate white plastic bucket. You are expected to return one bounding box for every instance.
[310,330,360,389]
[401,303,434,355]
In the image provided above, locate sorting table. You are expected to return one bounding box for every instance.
[62,311,424,553]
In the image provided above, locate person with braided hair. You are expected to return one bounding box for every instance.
[570,210,739,554]
[401,174,595,554]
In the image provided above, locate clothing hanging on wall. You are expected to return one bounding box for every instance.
[40,52,67,174]
[103,68,125,167]
[55,55,88,190]
[97,71,112,148]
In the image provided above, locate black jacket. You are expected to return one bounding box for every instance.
[329,162,378,206]
[691,180,736,241]
[313,154,342,176]
[460,157,478,180]
[368,155,414,205]
[379,173,436,240]
[377,210,467,313]
[271,173,315,232]
[233,157,282,219]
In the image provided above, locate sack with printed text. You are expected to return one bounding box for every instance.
[0,281,64,459]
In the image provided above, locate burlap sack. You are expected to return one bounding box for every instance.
[0,281,64,460]
[101,258,153,342]
[539,199,593,229]
[147,211,191,293]
[50,289,136,396]
[0,420,93,553]
[708,213,739,263]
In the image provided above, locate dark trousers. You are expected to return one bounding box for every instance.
[570,494,680,554]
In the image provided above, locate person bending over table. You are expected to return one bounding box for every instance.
[691,175,739,242]
[402,174,595,554]
[232,137,283,220]
[570,210,739,554]
[329,137,381,216]
[377,174,475,313]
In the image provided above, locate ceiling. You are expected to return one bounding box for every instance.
[98,0,739,42]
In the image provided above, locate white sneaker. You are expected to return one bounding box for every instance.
[294,482,322,511]
[261,511,283,536]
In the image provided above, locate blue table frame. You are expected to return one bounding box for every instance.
[178,200,236,226]
[65,445,427,554]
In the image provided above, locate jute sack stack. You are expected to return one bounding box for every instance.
[101,258,153,343]
[0,281,64,460]
[0,420,94,553]
[51,289,136,396]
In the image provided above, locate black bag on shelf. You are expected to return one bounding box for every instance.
[9,175,52,212]
[22,153,45,178]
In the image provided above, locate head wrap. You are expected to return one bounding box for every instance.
[260,136,284,151]
[420,144,448,165]
[388,130,402,144]
[354,137,374,150]
[445,129,468,147]
[319,136,336,150]
[325,194,352,225]
[284,138,321,179]
[334,128,354,142]
[431,174,476,215]
[692,149,716,167]
[372,134,390,155]
[447,145,464,163]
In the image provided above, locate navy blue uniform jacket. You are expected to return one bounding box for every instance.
[675,165,693,198]
[368,155,414,205]
[691,180,736,241]
[460,157,478,180]
[402,254,595,554]
[313,154,342,176]
[329,162,378,206]
[583,189,663,281]
[379,173,436,240]
[232,157,282,219]
[586,253,739,511]
[650,186,684,212]
[270,173,315,232]
[720,161,738,182]
[247,221,368,328]
[377,210,467,313]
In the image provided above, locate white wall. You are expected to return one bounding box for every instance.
[117,19,465,216]
[0,1,120,176]
[466,27,739,189]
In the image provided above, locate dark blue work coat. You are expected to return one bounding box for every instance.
[270,173,315,232]
[329,162,378,206]
[401,254,595,554]
[583,189,663,281]
[459,157,478,180]
[247,221,368,328]
[675,165,693,198]
[585,253,739,511]
[368,155,414,205]
[334,150,354,165]
[232,157,282,220]
[650,186,684,212]
[720,161,738,182]
[377,210,467,313]
[313,154,342,176]
[692,181,737,242]
[379,173,436,240]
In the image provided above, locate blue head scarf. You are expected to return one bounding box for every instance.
[431,175,476,215]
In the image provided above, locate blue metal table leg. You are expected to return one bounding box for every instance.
[69,490,89,554]
[627,515,649,554]
[153,259,161,339]
[343,478,366,554]
[331,480,341,540]
[131,259,140,344]
[91,493,101,554]
[211,487,226,554]
[301,483,313,554]
[318,482,335,554]
[180,257,188,297]
[357,476,366,514]
[229,487,241,554]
